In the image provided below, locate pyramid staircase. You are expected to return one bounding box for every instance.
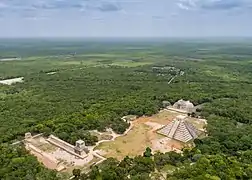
[157,116,199,143]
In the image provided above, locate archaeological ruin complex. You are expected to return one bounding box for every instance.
[157,115,199,143]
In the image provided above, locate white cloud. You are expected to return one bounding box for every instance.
[177,3,190,10]
[177,0,252,11]
[0,0,125,18]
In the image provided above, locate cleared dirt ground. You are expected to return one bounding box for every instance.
[96,110,184,160]
[96,123,152,160]
[147,110,181,125]
[25,110,206,170]
[187,117,207,131]
[25,136,98,172]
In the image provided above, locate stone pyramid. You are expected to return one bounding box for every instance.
[157,115,198,143]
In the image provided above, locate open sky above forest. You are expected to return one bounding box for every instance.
[0,0,252,37]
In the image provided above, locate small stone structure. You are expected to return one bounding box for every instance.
[162,101,171,108]
[122,115,137,123]
[157,115,199,143]
[74,140,86,156]
[25,132,32,139]
[173,99,195,113]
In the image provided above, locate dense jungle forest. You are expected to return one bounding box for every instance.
[0,39,251,179]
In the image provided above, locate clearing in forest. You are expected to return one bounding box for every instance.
[24,109,207,171]
[0,77,24,85]
[96,110,189,160]
[24,135,100,172]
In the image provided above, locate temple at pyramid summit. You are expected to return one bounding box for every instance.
[157,115,199,143]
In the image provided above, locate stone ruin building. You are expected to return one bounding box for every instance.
[162,100,171,108]
[173,99,195,113]
[74,140,86,156]
[157,115,199,143]
[25,132,32,139]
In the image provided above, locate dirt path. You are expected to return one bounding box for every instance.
[88,120,134,160]
[167,70,184,85]
[69,121,134,179]
[168,75,177,84]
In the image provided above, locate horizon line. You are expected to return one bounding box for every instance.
[1,36,252,39]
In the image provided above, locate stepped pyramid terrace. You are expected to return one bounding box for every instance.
[157,115,199,143]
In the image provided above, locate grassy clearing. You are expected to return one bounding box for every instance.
[80,54,125,58]
[0,55,153,79]
[39,143,58,152]
[151,110,181,125]
[89,131,113,141]
[187,117,206,130]
[96,110,206,160]
[111,61,153,67]
[56,60,97,66]
[204,69,238,81]
[96,110,184,160]
[96,124,152,160]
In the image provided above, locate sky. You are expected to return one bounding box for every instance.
[0,0,252,37]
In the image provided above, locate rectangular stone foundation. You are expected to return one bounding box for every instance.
[47,135,87,159]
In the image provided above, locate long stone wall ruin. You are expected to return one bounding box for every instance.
[46,135,87,159]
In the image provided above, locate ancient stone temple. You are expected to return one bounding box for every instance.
[157,115,199,143]
[173,99,195,113]
[74,140,86,156]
